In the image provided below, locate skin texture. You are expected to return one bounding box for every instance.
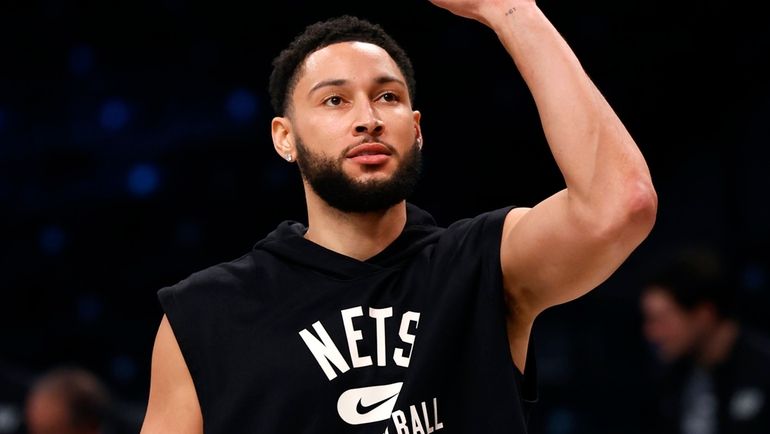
[140,316,203,434]
[141,0,658,431]
[489,2,657,368]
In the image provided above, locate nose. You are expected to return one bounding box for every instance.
[353,102,384,136]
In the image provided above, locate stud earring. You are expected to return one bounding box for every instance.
[286,154,292,162]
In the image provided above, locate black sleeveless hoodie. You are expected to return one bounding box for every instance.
[158,203,537,433]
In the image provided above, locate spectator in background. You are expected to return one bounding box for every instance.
[640,247,770,434]
[25,367,110,434]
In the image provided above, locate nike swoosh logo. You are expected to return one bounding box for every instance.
[337,382,403,425]
[356,391,400,414]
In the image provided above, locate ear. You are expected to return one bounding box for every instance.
[271,116,294,162]
[412,110,423,149]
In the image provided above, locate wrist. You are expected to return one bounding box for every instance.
[479,2,540,32]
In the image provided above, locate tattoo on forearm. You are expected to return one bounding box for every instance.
[505,7,516,16]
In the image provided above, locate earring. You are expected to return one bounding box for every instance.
[416,137,423,150]
[286,154,292,162]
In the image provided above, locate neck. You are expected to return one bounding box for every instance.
[697,319,739,367]
[303,187,407,261]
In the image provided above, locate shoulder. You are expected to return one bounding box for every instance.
[502,207,529,233]
[160,251,257,296]
[427,206,517,266]
[157,251,266,319]
[443,206,517,240]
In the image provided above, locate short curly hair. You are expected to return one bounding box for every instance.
[269,15,416,116]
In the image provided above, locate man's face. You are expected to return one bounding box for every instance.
[281,41,422,212]
[640,287,704,362]
[25,389,86,434]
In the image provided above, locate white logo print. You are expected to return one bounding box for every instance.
[337,382,404,425]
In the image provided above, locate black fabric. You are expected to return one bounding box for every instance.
[158,203,537,434]
[644,329,770,434]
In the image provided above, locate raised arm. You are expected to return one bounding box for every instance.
[140,315,203,434]
[430,0,657,366]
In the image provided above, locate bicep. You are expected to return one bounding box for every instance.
[141,315,203,434]
[501,189,649,317]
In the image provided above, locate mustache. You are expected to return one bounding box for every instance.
[340,136,399,158]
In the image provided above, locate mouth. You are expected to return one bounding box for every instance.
[345,142,393,165]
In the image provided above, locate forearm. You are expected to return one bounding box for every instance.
[485,3,654,222]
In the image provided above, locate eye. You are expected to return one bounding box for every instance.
[380,92,399,103]
[323,95,343,107]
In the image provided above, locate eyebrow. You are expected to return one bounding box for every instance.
[308,75,407,96]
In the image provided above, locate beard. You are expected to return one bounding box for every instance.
[294,136,422,214]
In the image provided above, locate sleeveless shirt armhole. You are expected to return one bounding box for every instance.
[513,333,538,427]
[157,286,208,415]
[488,207,538,406]
[482,205,516,296]
[514,333,538,404]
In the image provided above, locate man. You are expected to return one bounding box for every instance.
[25,368,110,434]
[640,248,770,434]
[141,0,657,432]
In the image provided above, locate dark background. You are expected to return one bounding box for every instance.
[1,0,769,433]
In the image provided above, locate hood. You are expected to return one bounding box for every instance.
[254,203,443,279]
